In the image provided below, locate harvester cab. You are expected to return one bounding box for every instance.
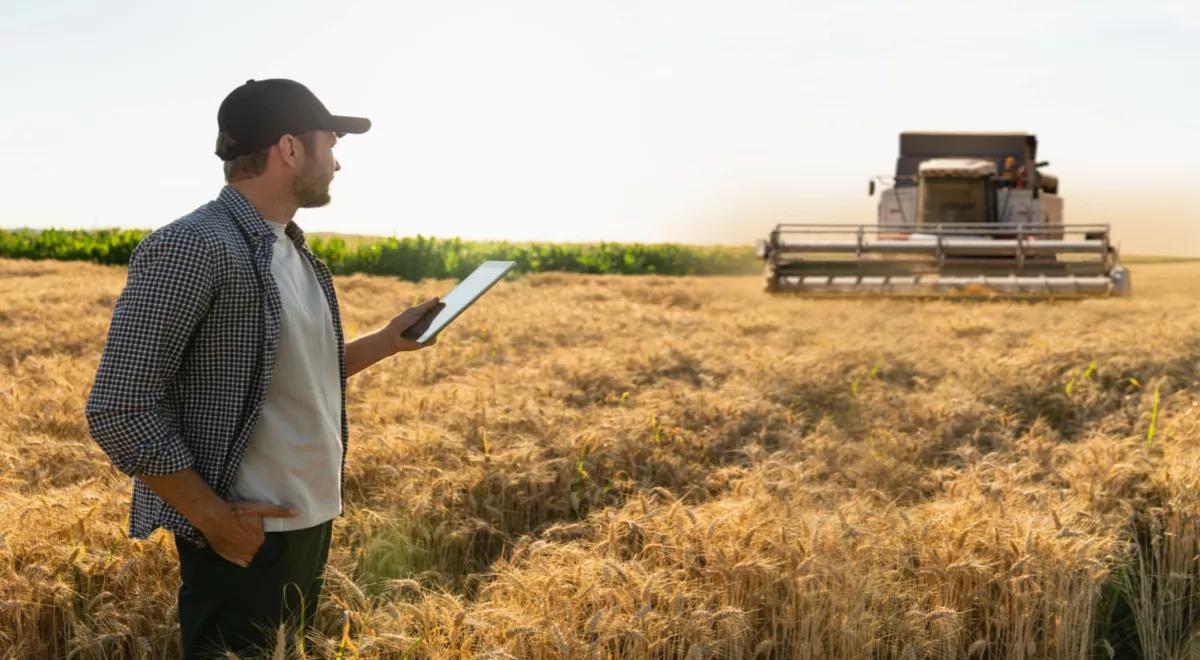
[758,132,1129,298]
[914,159,999,228]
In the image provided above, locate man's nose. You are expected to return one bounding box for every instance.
[334,160,341,172]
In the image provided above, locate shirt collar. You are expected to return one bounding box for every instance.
[217,185,307,247]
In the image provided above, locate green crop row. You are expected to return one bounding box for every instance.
[0,228,148,265]
[0,228,761,279]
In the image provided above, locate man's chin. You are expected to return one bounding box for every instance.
[298,194,331,209]
[291,174,334,209]
[296,185,332,208]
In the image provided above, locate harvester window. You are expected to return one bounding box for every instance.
[919,178,989,226]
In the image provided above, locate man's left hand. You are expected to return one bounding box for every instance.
[383,297,443,353]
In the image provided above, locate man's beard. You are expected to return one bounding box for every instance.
[291,164,332,208]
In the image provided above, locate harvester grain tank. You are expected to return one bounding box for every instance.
[757,132,1129,298]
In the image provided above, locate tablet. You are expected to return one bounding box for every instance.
[401,260,516,344]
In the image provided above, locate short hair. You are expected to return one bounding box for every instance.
[216,131,321,183]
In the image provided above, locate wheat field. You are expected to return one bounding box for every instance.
[1,256,1199,659]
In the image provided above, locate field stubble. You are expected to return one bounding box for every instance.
[1,258,1199,658]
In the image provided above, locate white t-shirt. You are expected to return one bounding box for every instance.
[232,219,343,532]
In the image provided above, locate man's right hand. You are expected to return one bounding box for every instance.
[197,500,297,567]
[137,469,298,568]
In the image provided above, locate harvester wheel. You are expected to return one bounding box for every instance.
[1112,265,1132,297]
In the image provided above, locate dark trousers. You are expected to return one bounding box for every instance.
[175,520,333,660]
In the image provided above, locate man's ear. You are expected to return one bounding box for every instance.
[276,134,302,169]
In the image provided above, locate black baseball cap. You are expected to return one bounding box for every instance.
[216,78,371,161]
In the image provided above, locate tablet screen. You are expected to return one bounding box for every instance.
[402,260,516,344]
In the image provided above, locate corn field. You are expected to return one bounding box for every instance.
[1,256,1199,658]
[0,228,760,278]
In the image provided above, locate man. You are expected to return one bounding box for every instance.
[84,78,442,658]
[1000,156,1018,186]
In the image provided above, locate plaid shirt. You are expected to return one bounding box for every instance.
[85,186,349,546]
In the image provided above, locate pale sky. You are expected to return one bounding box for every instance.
[2,0,1198,255]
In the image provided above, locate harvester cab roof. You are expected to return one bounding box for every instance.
[917,159,997,179]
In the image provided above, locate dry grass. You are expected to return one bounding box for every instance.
[1,257,1199,659]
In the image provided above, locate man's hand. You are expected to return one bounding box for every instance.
[196,500,297,567]
[383,297,444,353]
[345,297,444,378]
[138,469,295,568]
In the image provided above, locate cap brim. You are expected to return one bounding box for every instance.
[328,115,371,136]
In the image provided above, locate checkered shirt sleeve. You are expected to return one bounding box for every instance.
[84,226,213,476]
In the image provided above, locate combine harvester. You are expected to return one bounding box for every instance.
[757,132,1130,298]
